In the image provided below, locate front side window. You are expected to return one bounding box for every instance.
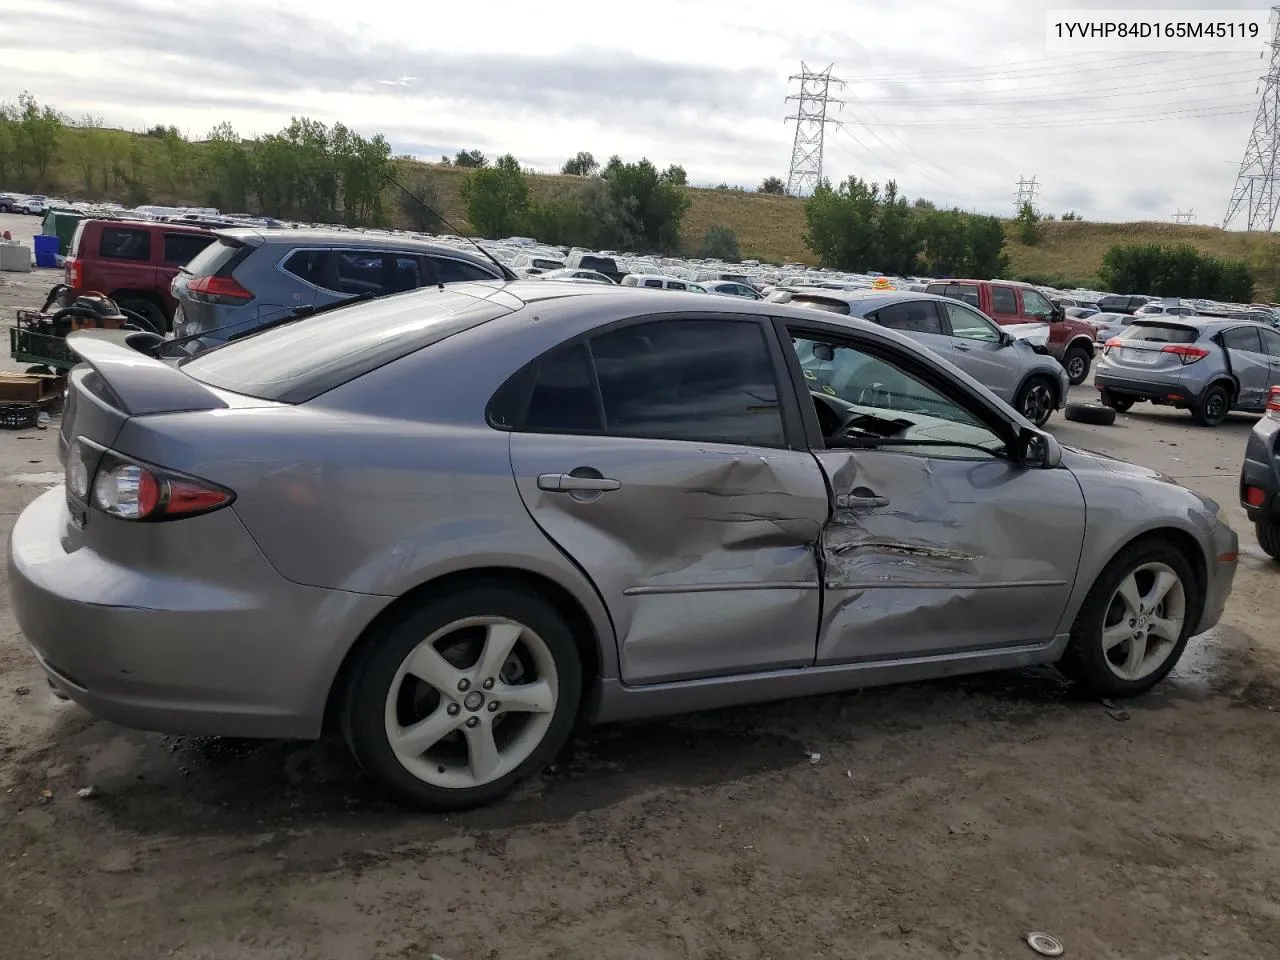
[1021,289,1055,317]
[944,302,1001,342]
[99,228,151,262]
[788,333,1004,459]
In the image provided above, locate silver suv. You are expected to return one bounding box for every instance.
[767,289,1069,426]
[1094,318,1280,426]
[170,228,505,348]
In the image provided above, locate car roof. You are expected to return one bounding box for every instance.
[1130,316,1265,333]
[779,288,956,310]
[216,226,493,259]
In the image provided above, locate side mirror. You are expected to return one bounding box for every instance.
[999,331,1015,347]
[813,343,835,362]
[1017,427,1061,469]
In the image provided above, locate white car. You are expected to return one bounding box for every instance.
[19,195,47,215]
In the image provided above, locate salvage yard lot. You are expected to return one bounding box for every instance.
[1,238,1280,957]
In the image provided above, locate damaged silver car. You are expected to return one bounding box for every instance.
[9,281,1238,811]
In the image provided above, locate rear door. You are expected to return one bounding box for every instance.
[94,225,157,297]
[937,300,1022,401]
[1221,326,1270,409]
[987,284,1021,326]
[868,299,957,360]
[506,314,829,685]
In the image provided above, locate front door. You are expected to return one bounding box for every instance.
[937,300,1021,402]
[1221,326,1270,409]
[781,324,1086,664]
[507,315,830,685]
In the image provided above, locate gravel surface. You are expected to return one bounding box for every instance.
[1,209,1279,959]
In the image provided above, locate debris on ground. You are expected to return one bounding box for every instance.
[13,686,29,696]
[1107,709,1131,722]
[1026,931,1064,956]
[77,786,97,800]
[37,788,52,804]
[807,751,821,764]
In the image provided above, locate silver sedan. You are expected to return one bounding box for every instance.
[9,282,1238,810]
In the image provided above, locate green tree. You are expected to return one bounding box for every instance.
[596,158,691,253]
[0,103,18,185]
[16,91,63,182]
[875,181,916,275]
[701,224,741,261]
[396,168,445,232]
[1061,211,1082,221]
[454,149,487,168]
[203,121,251,211]
[1100,243,1254,301]
[561,151,598,176]
[966,215,1010,278]
[460,153,530,238]
[1015,201,1041,245]
[802,175,885,271]
[662,164,687,186]
[758,176,786,195]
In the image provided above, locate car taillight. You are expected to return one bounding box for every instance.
[1160,344,1210,365]
[187,275,253,304]
[1268,386,1280,420]
[65,258,81,288]
[89,450,233,522]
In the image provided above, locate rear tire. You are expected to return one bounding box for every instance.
[114,298,166,335]
[1099,389,1134,413]
[1057,540,1202,698]
[342,584,582,811]
[1191,384,1230,427]
[1063,346,1091,385]
[1015,375,1058,426]
[1256,520,1280,560]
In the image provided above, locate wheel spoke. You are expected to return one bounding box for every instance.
[496,679,555,714]
[1102,622,1131,651]
[405,642,463,693]
[1149,616,1180,643]
[476,622,524,684]
[464,721,502,782]
[1123,633,1149,677]
[1144,570,1178,610]
[1116,573,1142,618]
[393,707,462,760]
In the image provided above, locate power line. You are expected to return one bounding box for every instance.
[850,103,1254,129]
[1224,6,1280,230]
[785,62,844,196]
[1173,209,1195,224]
[1015,175,1039,216]
[843,50,1243,84]
[850,72,1258,109]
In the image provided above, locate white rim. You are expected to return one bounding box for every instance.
[1101,561,1186,681]
[383,616,559,789]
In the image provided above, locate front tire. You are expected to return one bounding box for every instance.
[342,584,582,811]
[1256,520,1280,560]
[1191,384,1230,427]
[1015,375,1057,426]
[1057,540,1202,698]
[1063,346,1091,385]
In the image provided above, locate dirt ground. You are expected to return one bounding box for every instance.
[1,210,1279,959]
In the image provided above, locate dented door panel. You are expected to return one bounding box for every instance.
[812,449,1086,663]
[509,432,829,684]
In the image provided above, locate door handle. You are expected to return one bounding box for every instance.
[836,493,889,509]
[954,343,971,351]
[537,473,621,492]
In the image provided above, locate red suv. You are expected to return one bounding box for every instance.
[924,279,1098,384]
[63,220,218,333]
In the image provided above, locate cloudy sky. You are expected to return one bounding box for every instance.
[1,0,1272,223]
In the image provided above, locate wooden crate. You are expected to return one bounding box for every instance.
[0,372,59,404]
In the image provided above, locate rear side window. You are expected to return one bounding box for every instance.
[875,301,942,335]
[991,287,1017,313]
[184,238,244,277]
[643,279,663,288]
[1118,323,1199,344]
[431,257,498,284]
[926,282,980,307]
[99,228,151,262]
[525,343,601,433]
[163,232,215,266]
[283,249,433,295]
[181,288,507,403]
[788,294,851,315]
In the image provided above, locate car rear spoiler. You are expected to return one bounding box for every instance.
[65,330,228,416]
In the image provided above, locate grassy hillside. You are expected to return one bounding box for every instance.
[18,125,1280,291]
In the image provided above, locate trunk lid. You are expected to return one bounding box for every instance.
[1102,320,1204,374]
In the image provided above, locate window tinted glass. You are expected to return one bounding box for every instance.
[1262,328,1280,358]
[182,238,242,277]
[947,284,980,307]
[643,279,663,288]
[943,302,1000,341]
[99,228,151,262]
[667,281,687,290]
[789,334,1002,458]
[875,301,941,335]
[163,232,215,266]
[788,294,851,315]
[590,319,785,447]
[1222,326,1263,353]
[525,343,601,433]
[1118,322,1199,344]
[282,249,332,288]
[991,286,1017,313]
[432,257,498,284]
[181,289,506,403]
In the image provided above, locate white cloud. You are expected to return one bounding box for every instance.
[0,0,1266,223]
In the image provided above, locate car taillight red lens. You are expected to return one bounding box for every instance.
[89,452,233,521]
[187,275,253,303]
[1160,344,1209,365]
[1268,386,1280,419]
[65,258,81,288]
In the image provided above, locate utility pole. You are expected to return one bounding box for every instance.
[785,63,844,197]
[1224,6,1280,229]
[1014,175,1039,215]
[1173,208,1195,224]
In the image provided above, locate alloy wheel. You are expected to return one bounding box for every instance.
[1067,354,1087,381]
[1100,562,1186,681]
[1021,383,1054,425]
[383,616,559,789]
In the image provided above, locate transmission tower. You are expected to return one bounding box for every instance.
[1223,7,1280,230]
[785,63,844,196]
[1173,208,1195,224]
[1014,175,1039,215]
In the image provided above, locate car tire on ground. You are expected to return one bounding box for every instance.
[1064,402,1116,426]
[1256,521,1280,560]
[1191,383,1231,427]
[1057,539,1203,698]
[114,299,166,335]
[1099,388,1134,413]
[1015,375,1058,427]
[342,583,583,812]
[1063,346,1092,385]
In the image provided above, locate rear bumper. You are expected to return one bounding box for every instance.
[7,487,388,739]
[1240,415,1280,523]
[1093,371,1203,405]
